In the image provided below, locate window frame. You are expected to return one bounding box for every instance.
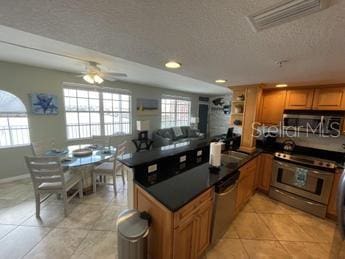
[161,96,191,128]
[0,92,31,149]
[62,84,132,141]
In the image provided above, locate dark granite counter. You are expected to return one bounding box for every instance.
[134,150,261,212]
[118,138,213,168]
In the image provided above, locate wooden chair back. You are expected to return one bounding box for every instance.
[25,156,64,188]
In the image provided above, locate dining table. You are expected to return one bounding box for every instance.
[46,144,116,194]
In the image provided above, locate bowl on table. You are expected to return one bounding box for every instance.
[72,148,93,157]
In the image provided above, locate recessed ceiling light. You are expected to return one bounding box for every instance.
[215,79,227,84]
[165,61,181,69]
[276,83,288,88]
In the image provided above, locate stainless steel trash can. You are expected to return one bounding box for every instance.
[117,209,150,259]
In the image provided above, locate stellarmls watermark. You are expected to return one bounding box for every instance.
[251,121,341,138]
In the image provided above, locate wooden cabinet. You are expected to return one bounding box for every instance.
[259,89,286,125]
[236,158,257,211]
[173,217,196,259]
[327,170,341,218]
[134,185,213,259]
[313,87,345,110]
[257,153,274,192]
[173,191,213,259]
[285,89,314,110]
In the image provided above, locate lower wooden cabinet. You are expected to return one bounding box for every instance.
[134,185,213,259]
[257,153,273,192]
[327,170,341,218]
[173,201,213,259]
[236,158,257,211]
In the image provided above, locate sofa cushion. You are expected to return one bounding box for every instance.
[188,128,199,137]
[157,128,173,139]
[180,126,189,138]
[172,127,184,140]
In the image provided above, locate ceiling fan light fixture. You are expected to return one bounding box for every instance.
[165,61,181,69]
[94,75,104,84]
[83,74,94,84]
[215,79,227,84]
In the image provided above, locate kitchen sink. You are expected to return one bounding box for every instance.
[221,151,250,166]
[222,151,249,160]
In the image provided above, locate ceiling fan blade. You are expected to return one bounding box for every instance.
[102,75,118,82]
[104,72,127,77]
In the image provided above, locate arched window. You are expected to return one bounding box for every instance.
[0,90,30,147]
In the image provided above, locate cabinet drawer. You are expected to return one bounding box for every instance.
[174,188,213,227]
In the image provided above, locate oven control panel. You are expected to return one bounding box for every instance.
[274,152,336,170]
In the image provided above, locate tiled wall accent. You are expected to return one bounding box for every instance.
[209,95,231,136]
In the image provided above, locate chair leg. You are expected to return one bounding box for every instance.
[35,191,40,218]
[63,192,68,217]
[113,173,117,196]
[79,180,83,199]
[93,173,97,193]
[121,167,125,185]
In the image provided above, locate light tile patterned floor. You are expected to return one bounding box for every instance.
[0,178,127,259]
[0,179,337,259]
[206,193,337,259]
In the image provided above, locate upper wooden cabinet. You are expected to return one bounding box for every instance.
[285,89,314,110]
[312,87,345,110]
[258,89,286,125]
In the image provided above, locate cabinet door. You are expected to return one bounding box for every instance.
[285,89,314,110]
[173,217,197,259]
[258,154,273,192]
[195,202,213,257]
[313,87,345,110]
[236,166,256,211]
[259,90,286,125]
[327,171,341,217]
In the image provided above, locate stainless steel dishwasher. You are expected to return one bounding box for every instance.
[211,171,240,245]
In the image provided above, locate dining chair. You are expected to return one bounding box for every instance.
[31,140,54,156]
[92,135,110,148]
[25,156,83,217]
[92,141,127,195]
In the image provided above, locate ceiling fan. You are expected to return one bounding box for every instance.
[77,61,127,84]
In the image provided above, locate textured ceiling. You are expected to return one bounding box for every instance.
[0,0,345,90]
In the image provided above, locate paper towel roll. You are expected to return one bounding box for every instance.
[209,142,222,167]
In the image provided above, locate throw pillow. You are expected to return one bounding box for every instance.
[172,127,183,139]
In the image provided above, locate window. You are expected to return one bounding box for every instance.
[63,86,131,140]
[161,97,191,128]
[0,90,30,147]
[103,92,131,136]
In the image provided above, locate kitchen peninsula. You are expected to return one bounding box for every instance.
[118,139,261,259]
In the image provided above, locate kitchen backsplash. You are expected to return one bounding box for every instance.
[277,134,345,153]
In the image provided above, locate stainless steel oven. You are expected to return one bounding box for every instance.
[269,153,335,218]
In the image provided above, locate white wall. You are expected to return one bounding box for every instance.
[0,61,202,179]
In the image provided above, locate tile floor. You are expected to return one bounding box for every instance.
[0,178,127,259]
[0,178,338,259]
[205,193,337,259]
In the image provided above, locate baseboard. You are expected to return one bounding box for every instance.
[0,174,30,184]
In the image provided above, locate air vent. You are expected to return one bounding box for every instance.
[247,0,330,32]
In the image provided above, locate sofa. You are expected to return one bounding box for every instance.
[152,126,205,148]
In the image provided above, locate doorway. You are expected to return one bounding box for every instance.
[198,103,208,134]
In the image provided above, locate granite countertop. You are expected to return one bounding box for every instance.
[135,150,261,212]
[118,138,213,168]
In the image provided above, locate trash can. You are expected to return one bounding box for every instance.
[117,209,151,259]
